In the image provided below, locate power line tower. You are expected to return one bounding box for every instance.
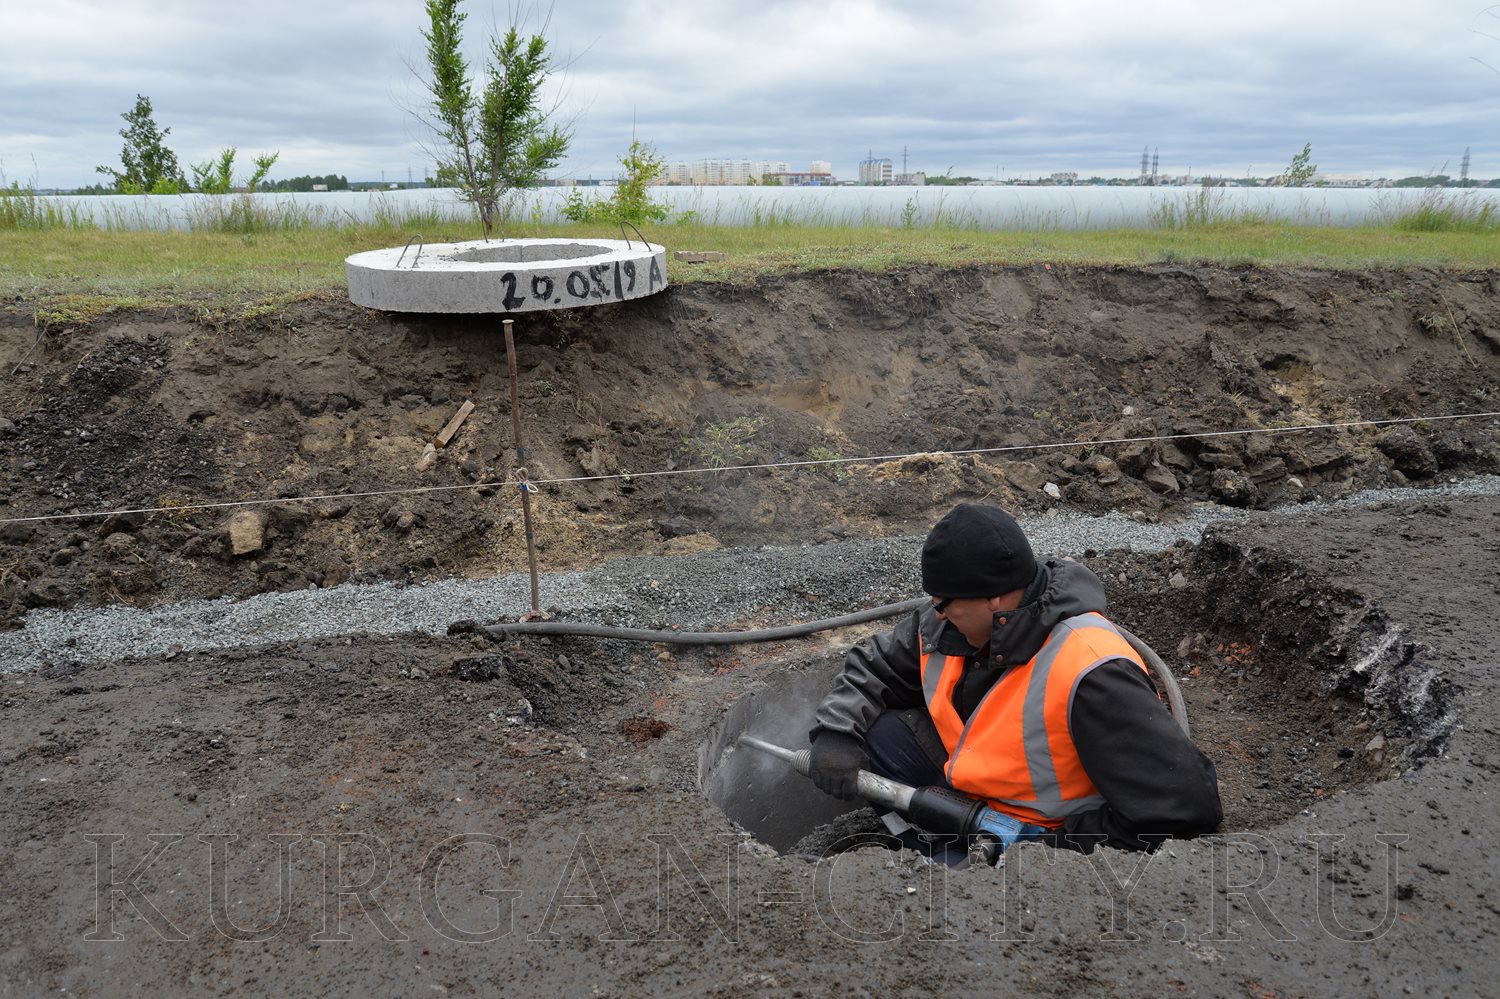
[1140,146,1149,185]
[1151,148,1159,186]
[1461,147,1471,186]
[902,145,908,177]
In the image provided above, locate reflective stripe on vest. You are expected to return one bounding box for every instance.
[919,612,1147,828]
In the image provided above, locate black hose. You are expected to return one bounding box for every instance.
[480,597,927,645]
[477,599,1191,734]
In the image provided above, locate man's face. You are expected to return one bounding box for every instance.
[933,590,1025,650]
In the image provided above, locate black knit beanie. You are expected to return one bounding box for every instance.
[921,503,1036,598]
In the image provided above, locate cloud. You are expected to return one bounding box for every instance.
[2,0,1497,189]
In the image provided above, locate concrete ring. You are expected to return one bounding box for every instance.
[346,237,667,314]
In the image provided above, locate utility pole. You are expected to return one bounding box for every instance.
[1461,146,1471,186]
[1140,147,1149,186]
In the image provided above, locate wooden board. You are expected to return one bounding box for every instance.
[435,399,476,448]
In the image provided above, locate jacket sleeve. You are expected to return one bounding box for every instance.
[810,610,926,742]
[1057,659,1223,853]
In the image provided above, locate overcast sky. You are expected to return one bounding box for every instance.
[4,0,1499,189]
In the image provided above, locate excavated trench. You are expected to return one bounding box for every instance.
[2,264,1498,996]
[696,538,1458,855]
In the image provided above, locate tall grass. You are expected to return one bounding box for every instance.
[10,185,1500,235]
[1374,188,1498,233]
[179,192,477,234]
[1,179,96,230]
[6,195,1500,312]
[1,190,479,234]
[1143,187,1343,229]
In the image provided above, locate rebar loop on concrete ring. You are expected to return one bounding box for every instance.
[395,233,424,269]
[476,600,1191,735]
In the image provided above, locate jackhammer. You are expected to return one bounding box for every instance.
[738,736,1047,864]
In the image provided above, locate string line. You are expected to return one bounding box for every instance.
[3,410,1497,526]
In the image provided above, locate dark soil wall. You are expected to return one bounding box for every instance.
[4,264,1499,627]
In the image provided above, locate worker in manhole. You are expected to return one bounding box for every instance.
[808,503,1223,863]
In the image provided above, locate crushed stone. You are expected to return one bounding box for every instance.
[3,475,1497,673]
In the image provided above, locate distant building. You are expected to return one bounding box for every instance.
[894,172,926,186]
[1314,173,1371,187]
[751,160,791,183]
[658,158,794,185]
[765,171,834,186]
[859,157,893,185]
[810,160,832,176]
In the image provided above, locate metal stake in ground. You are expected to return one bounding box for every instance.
[502,318,543,618]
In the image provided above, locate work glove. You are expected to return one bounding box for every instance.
[808,730,868,800]
[974,806,1050,854]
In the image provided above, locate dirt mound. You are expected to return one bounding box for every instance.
[4,263,1499,628]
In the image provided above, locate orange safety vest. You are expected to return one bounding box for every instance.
[920,611,1147,829]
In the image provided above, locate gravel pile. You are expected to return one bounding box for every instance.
[4,476,1496,673]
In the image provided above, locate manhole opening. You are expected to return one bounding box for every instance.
[449,242,609,264]
[698,545,1451,855]
[698,667,865,854]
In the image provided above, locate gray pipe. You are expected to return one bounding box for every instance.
[1119,625,1191,738]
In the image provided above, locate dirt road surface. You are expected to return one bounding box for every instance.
[3,264,1499,996]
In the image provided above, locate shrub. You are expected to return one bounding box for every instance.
[805,445,850,480]
[684,416,766,469]
[561,139,672,226]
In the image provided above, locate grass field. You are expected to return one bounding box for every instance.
[2,219,1497,318]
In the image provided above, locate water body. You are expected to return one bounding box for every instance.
[32,184,1500,232]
